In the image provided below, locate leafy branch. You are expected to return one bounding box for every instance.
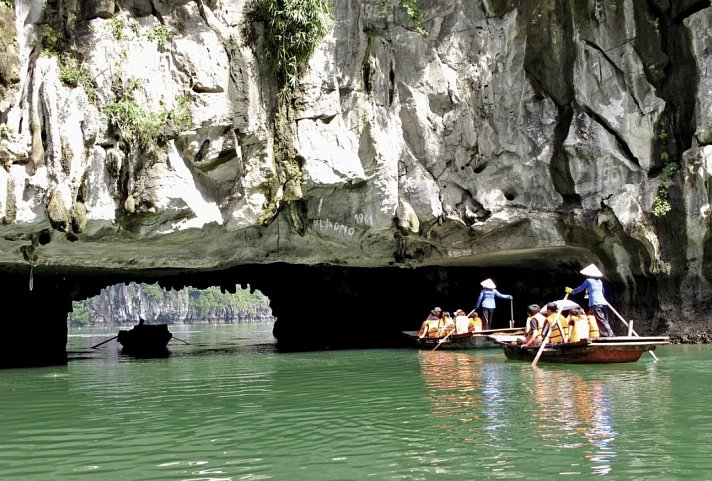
[254,0,333,100]
[378,0,429,36]
[651,162,678,218]
[103,80,192,149]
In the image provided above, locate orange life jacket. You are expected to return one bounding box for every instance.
[470,316,483,332]
[525,313,545,342]
[419,318,442,338]
[546,313,568,343]
[568,315,590,342]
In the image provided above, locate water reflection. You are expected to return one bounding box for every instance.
[418,351,484,423]
[418,351,623,477]
[527,368,616,475]
[6,329,705,480]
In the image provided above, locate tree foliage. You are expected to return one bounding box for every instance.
[68,284,271,325]
[255,0,333,99]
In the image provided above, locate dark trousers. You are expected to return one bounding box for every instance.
[589,305,615,337]
[481,308,494,330]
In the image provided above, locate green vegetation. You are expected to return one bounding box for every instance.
[651,186,671,217]
[39,11,99,104]
[187,286,270,318]
[0,123,13,139]
[70,300,91,324]
[58,54,97,102]
[41,24,64,53]
[2,0,15,8]
[378,0,429,36]
[147,24,172,47]
[129,19,142,37]
[651,162,679,218]
[141,283,164,301]
[103,80,192,149]
[109,17,126,40]
[363,25,379,38]
[255,0,333,100]
[651,121,677,218]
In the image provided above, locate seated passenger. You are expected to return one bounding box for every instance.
[418,307,443,338]
[568,307,591,342]
[469,312,483,332]
[438,311,455,338]
[522,304,546,347]
[454,309,471,334]
[542,302,569,344]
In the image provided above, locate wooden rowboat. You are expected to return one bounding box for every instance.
[495,336,670,364]
[117,322,173,357]
[401,327,526,350]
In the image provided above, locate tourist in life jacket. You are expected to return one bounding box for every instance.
[474,278,513,331]
[452,309,481,333]
[522,304,545,346]
[419,307,444,338]
[566,264,615,337]
[567,307,591,342]
[469,312,483,332]
[454,309,471,334]
[542,302,569,344]
[438,311,455,338]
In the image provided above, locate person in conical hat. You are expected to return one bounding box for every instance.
[480,278,497,289]
[579,264,604,277]
[474,278,513,331]
[565,264,614,337]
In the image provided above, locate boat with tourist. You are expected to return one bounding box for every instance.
[117,319,173,356]
[494,335,670,364]
[401,326,525,349]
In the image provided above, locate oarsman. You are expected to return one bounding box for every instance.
[566,264,615,337]
[474,278,513,331]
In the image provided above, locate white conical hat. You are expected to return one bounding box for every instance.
[580,264,603,277]
[480,278,496,288]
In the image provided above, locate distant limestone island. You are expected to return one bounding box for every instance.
[68,283,275,328]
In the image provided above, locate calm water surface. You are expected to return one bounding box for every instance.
[0,324,710,480]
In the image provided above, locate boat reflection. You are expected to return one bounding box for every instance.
[418,351,618,476]
[418,351,485,425]
[527,368,616,475]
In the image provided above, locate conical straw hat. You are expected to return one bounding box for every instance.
[580,264,603,277]
[480,278,496,288]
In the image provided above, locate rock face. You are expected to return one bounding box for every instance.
[0,1,711,366]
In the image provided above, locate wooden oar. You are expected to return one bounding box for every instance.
[171,336,190,345]
[91,335,118,349]
[607,304,659,362]
[509,298,515,328]
[432,326,455,351]
[531,329,551,367]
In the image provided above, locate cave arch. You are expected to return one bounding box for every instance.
[2,250,661,368]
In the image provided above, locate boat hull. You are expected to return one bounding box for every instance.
[402,328,525,350]
[499,336,670,364]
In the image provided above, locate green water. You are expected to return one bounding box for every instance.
[0,324,709,480]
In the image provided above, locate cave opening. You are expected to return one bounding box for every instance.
[1,249,661,369]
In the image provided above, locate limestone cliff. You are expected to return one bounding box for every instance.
[70,282,274,326]
[1,0,711,366]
